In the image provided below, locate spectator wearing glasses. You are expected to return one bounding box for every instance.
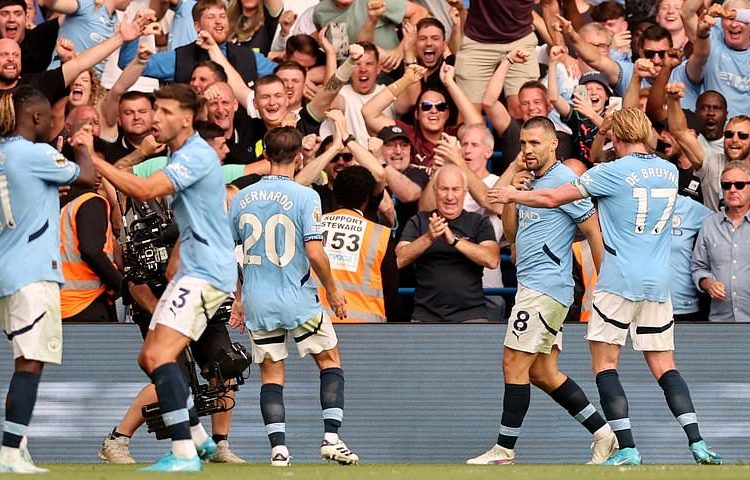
[692,161,750,322]
[666,82,750,211]
[559,19,695,109]
[297,110,391,225]
[363,64,483,172]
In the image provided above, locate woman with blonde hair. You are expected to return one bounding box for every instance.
[228,0,283,53]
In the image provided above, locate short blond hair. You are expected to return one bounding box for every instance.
[611,107,652,145]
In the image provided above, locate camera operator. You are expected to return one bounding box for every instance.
[60,107,123,322]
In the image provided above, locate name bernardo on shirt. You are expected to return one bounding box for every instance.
[238,190,295,210]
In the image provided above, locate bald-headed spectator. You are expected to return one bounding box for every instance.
[204,81,265,169]
[397,164,499,323]
[0,0,60,74]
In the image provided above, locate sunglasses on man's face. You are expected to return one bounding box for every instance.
[724,130,750,140]
[642,49,668,59]
[330,153,354,163]
[720,181,750,190]
[420,101,448,112]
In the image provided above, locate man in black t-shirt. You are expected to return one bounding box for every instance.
[397,164,499,323]
[0,17,148,103]
[0,0,59,74]
[102,91,164,164]
[205,81,264,167]
[377,125,427,240]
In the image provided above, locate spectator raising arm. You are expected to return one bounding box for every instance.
[326,109,386,193]
[686,6,716,84]
[439,63,483,125]
[99,44,155,141]
[547,46,572,119]
[358,0,387,43]
[295,122,344,186]
[62,19,146,86]
[362,64,427,135]
[646,48,682,123]
[665,82,706,170]
[624,58,656,110]
[554,14,621,85]
[481,50,529,136]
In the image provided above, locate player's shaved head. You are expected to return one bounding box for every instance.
[521,116,556,139]
[265,126,302,165]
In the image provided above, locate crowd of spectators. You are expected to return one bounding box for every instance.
[8,0,750,323]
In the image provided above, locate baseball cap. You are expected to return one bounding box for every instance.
[579,71,613,97]
[377,125,410,144]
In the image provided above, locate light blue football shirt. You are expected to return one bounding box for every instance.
[162,133,237,293]
[516,162,595,307]
[0,136,79,296]
[670,195,711,314]
[573,153,678,302]
[230,175,324,332]
[168,0,198,51]
[702,23,750,119]
[48,0,116,76]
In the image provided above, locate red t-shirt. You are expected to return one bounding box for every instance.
[395,120,460,172]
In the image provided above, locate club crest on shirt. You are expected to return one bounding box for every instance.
[49,150,67,167]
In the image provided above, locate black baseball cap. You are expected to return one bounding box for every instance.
[377,125,410,144]
[579,71,613,97]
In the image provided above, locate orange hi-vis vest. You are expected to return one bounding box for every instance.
[60,192,114,318]
[318,209,390,323]
[572,240,597,323]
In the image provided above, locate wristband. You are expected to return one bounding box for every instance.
[697,32,710,39]
[343,134,355,146]
[334,56,358,82]
[450,237,460,247]
[387,76,412,97]
[507,57,515,65]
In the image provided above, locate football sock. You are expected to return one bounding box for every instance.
[212,434,228,444]
[320,368,345,434]
[658,370,702,445]
[496,383,530,450]
[260,383,286,447]
[549,377,609,436]
[3,371,40,449]
[596,369,635,449]
[152,363,195,459]
[185,396,209,445]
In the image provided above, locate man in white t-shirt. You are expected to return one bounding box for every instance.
[320,42,396,145]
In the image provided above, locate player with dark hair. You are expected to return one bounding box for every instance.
[489,108,723,466]
[92,83,237,472]
[467,116,616,465]
[0,85,95,473]
[229,126,358,466]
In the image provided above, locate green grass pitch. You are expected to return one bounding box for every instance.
[13,463,750,480]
